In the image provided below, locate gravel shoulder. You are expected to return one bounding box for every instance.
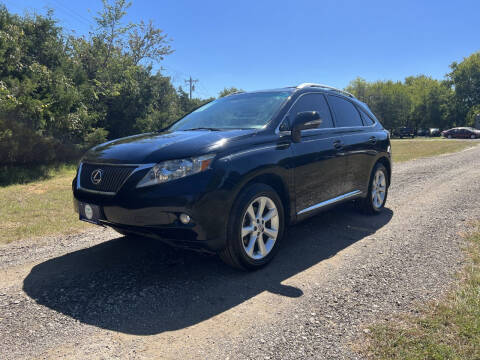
[1,145,479,359]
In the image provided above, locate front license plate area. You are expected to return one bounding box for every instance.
[79,202,104,225]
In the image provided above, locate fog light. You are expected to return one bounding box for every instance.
[179,213,191,224]
[84,204,93,220]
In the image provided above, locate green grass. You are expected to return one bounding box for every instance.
[0,166,91,244]
[0,139,476,244]
[391,138,476,163]
[0,162,80,186]
[363,226,480,360]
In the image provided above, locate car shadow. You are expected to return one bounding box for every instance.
[23,203,393,335]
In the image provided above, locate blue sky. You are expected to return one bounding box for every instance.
[3,0,479,98]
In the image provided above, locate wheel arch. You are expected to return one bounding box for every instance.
[232,172,293,225]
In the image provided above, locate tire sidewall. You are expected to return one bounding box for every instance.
[228,184,285,269]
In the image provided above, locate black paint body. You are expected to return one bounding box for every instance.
[73,87,391,252]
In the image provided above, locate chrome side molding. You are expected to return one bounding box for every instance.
[297,190,362,215]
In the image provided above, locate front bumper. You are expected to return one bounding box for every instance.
[72,166,231,252]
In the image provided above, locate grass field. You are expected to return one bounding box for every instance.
[363,225,480,360]
[0,165,91,244]
[391,138,476,163]
[0,139,477,244]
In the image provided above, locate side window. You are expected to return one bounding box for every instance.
[327,95,363,127]
[359,109,375,126]
[288,93,333,129]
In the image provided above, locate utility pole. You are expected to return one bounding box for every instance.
[185,76,199,99]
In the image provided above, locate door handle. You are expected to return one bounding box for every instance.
[333,140,343,149]
[369,136,377,144]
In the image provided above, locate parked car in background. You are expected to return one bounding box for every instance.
[429,128,441,137]
[417,128,427,136]
[393,126,415,138]
[442,127,480,139]
[72,83,391,270]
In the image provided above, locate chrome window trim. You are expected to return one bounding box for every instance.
[297,190,362,215]
[77,162,156,195]
[275,91,379,137]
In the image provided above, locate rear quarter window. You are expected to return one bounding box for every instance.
[359,109,375,126]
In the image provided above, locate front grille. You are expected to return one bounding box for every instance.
[79,163,137,193]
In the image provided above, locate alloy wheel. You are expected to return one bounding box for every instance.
[241,196,279,260]
[371,169,386,209]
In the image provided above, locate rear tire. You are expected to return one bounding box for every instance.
[356,163,388,215]
[219,183,285,270]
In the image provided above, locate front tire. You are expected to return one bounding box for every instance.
[219,183,285,270]
[357,163,388,215]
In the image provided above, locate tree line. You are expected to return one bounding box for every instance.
[0,0,479,166]
[345,54,480,131]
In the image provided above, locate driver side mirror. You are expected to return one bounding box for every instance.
[291,111,322,142]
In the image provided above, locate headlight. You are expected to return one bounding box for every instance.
[136,154,215,188]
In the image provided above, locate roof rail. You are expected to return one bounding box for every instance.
[296,83,355,98]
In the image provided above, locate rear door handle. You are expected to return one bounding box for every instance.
[369,136,377,144]
[333,140,343,149]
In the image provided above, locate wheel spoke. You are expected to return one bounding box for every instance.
[242,225,254,238]
[264,227,278,239]
[257,236,267,256]
[245,233,257,257]
[256,198,266,218]
[246,205,256,221]
[262,208,277,222]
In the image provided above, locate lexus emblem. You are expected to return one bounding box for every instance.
[90,169,104,185]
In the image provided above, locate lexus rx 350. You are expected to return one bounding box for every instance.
[73,83,392,270]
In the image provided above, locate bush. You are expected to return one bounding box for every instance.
[84,128,109,148]
[0,118,83,165]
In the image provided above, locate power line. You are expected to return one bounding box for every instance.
[48,0,95,29]
[184,76,198,100]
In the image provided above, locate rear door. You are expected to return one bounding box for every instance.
[287,93,348,214]
[326,95,373,195]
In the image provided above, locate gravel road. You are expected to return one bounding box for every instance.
[1,144,479,360]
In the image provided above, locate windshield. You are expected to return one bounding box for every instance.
[169,91,291,131]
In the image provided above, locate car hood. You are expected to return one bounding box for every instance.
[82,129,257,164]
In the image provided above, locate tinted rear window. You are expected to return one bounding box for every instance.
[327,95,363,127]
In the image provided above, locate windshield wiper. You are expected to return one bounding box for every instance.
[184,127,222,131]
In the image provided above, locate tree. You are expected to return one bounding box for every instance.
[93,0,133,66]
[128,20,173,65]
[448,52,480,122]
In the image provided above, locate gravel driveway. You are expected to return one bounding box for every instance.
[1,144,479,359]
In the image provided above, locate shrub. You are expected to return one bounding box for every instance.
[83,128,109,148]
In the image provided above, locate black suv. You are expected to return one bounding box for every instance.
[73,83,391,270]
